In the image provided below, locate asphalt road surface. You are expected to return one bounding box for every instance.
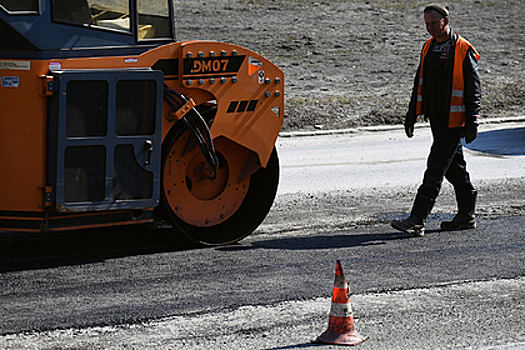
[1,118,524,349]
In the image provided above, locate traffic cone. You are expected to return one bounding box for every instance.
[317,260,367,346]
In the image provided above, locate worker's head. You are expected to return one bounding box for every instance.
[424,4,450,42]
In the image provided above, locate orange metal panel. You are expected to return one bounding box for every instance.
[178,41,284,167]
[0,60,49,212]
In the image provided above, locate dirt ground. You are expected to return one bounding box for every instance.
[175,0,524,131]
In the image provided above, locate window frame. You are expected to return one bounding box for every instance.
[0,0,40,15]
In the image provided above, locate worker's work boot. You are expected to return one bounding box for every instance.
[391,193,435,236]
[391,215,425,236]
[441,190,477,231]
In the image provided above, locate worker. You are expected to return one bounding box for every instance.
[391,4,481,236]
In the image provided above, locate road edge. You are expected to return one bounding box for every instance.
[279,115,525,138]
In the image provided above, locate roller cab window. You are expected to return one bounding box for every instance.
[53,0,130,31]
[137,0,172,40]
[52,0,173,40]
[0,0,39,13]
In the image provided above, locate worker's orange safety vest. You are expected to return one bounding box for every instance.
[416,34,480,128]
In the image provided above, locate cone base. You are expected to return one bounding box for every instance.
[317,329,367,346]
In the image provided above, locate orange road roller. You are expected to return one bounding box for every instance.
[0,0,284,245]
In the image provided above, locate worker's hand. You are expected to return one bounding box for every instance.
[404,113,416,138]
[405,122,414,138]
[464,128,477,144]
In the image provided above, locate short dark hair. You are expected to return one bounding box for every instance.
[424,4,449,18]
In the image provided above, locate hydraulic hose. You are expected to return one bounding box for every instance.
[163,85,219,179]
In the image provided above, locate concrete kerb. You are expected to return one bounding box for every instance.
[278,115,525,138]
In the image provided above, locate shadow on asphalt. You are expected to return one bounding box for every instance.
[0,226,200,273]
[0,225,435,271]
[0,226,442,273]
[220,229,441,252]
[465,127,525,156]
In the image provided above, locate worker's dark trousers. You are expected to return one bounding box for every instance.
[416,124,475,201]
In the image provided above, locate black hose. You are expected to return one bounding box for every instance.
[163,89,181,111]
[164,85,214,155]
[163,85,219,179]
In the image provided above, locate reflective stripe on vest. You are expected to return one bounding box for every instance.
[415,35,480,127]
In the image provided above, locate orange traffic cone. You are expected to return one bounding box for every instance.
[317,260,367,346]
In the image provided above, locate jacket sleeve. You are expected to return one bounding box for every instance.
[406,65,420,120]
[462,47,481,129]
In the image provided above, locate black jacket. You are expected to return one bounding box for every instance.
[407,30,481,131]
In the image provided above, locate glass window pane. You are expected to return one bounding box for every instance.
[113,145,153,200]
[137,0,172,39]
[0,0,38,12]
[53,0,131,31]
[54,0,93,24]
[64,146,106,202]
[91,0,130,31]
[66,80,108,138]
[116,80,156,136]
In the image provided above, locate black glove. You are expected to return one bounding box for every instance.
[464,128,477,144]
[404,113,416,138]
